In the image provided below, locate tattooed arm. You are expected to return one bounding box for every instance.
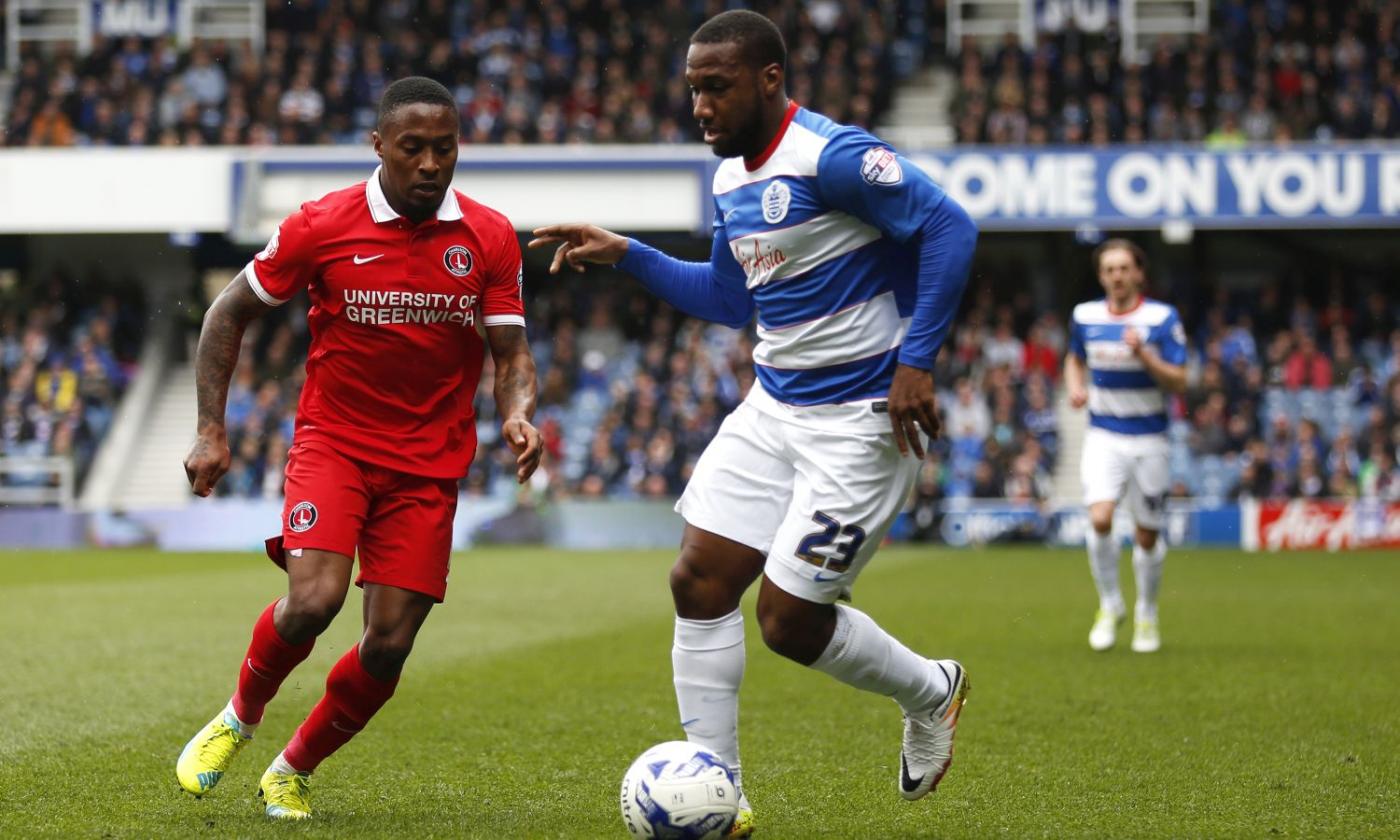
[485,324,541,483]
[183,272,274,496]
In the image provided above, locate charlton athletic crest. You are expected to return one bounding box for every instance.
[288,501,318,533]
[444,245,474,277]
[762,180,791,224]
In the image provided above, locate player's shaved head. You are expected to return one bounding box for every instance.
[690,9,787,72]
[377,76,458,132]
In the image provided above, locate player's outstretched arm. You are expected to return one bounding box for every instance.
[527,223,630,273]
[486,324,542,484]
[184,272,275,496]
[528,223,753,329]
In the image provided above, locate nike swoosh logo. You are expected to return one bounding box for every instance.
[246,657,271,680]
[680,718,700,727]
[352,254,384,265]
[900,754,924,793]
[813,572,843,582]
[330,720,361,734]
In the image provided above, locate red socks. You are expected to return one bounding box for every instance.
[231,600,315,725]
[282,645,398,773]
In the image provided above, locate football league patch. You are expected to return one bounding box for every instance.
[762,179,791,224]
[860,147,903,186]
[288,501,318,533]
[256,228,280,261]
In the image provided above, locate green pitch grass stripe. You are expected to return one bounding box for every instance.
[0,548,1396,839]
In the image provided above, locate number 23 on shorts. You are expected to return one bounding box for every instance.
[796,511,867,573]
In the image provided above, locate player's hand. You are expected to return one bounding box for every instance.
[527,224,629,274]
[1068,385,1089,409]
[184,428,230,497]
[502,415,543,483]
[887,364,940,459]
[1123,326,1144,355]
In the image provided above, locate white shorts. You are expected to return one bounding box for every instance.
[1080,427,1170,530]
[676,399,920,604]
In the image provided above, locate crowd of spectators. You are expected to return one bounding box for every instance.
[0,271,145,490]
[5,0,917,148]
[195,256,1400,518]
[1178,282,1400,504]
[954,0,1400,145]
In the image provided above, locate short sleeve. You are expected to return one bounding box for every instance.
[1068,313,1086,359]
[245,207,316,306]
[481,224,526,328]
[1155,309,1188,365]
[815,131,948,243]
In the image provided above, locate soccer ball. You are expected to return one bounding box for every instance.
[619,741,738,840]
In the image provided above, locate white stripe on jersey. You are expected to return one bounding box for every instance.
[712,121,827,194]
[1088,386,1166,417]
[1084,339,1146,371]
[729,210,882,289]
[754,291,909,370]
[1074,299,1175,328]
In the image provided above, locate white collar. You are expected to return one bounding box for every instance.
[365,165,463,223]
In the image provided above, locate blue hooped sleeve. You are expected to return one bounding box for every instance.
[1154,308,1189,366]
[614,215,753,330]
[816,132,978,370]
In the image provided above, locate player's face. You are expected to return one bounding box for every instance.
[1097,247,1144,305]
[373,102,459,218]
[686,42,769,159]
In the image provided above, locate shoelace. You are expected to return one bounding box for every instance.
[197,722,244,765]
[267,772,311,806]
[904,709,957,769]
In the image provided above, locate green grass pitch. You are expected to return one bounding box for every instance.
[1,545,1396,838]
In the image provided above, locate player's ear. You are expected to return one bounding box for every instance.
[760,63,783,97]
[371,130,383,158]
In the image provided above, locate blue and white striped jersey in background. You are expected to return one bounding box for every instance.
[1069,299,1187,436]
[711,104,951,409]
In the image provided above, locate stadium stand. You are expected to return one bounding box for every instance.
[953,1,1400,144]
[0,269,146,491]
[5,0,927,147]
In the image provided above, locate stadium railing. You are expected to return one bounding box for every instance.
[0,455,75,508]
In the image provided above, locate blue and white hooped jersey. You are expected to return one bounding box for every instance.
[710,104,951,415]
[1069,298,1187,436]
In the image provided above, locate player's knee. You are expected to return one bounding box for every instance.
[280,588,345,638]
[1136,528,1158,550]
[1089,511,1114,534]
[359,626,416,677]
[670,553,738,618]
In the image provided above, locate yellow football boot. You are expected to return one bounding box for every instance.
[176,708,252,796]
[259,764,313,820]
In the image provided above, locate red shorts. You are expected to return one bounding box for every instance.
[266,442,459,602]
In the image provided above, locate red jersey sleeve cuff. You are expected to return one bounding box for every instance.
[244,261,289,306]
[482,314,526,327]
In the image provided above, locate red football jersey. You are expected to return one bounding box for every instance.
[244,167,526,479]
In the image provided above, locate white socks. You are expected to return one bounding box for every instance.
[673,610,746,786]
[1087,528,1125,614]
[1133,540,1167,621]
[270,752,301,776]
[223,699,258,738]
[810,604,949,714]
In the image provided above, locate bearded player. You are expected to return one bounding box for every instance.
[530,11,977,835]
[1064,239,1186,653]
[175,77,540,820]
